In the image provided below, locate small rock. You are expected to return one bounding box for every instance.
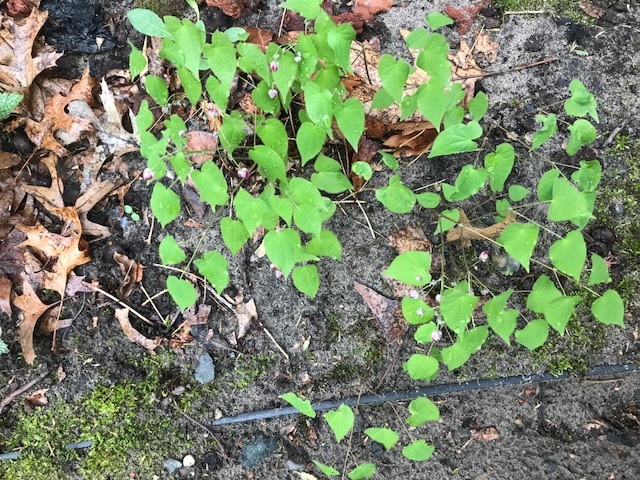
[194,353,215,384]
[163,458,182,474]
[183,454,196,467]
[241,436,279,467]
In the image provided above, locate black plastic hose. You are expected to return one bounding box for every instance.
[210,363,638,426]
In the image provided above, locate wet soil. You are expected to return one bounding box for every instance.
[1,0,640,478]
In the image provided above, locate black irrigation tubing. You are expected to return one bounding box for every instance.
[209,363,638,427]
[0,364,636,461]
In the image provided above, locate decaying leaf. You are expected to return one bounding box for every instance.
[473,31,499,64]
[186,131,218,167]
[24,69,96,155]
[235,291,258,340]
[24,388,48,409]
[0,152,22,169]
[113,252,143,299]
[7,0,38,18]
[389,226,432,254]
[115,308,161,354]
[64,273,98,297]
[172,303,211,345]
[449,39,486,102]
[444,0,490,35]
[579,1,606,19]
[0,8,63,91]
[470,426,500,441]
[0,276,12,315]
[12,278,51,364]
[446,208,515,248]
[354,282,407,342]
[205,0,249,18]
[17,207,91,296]
[245,26,273,52]
[352,0,394,21]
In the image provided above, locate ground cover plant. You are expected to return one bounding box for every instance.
[123,1,625,475]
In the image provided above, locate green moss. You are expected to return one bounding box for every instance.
[0,381,192,479]
[133,0,184,18]
[220,353,276,390]
[324,313,344,343]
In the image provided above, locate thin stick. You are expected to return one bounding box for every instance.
[356,199,375,239]
[139,283,164,323]
[261,323,289,360]
[90,285,153,325]
[452,57,559,82]
[0,370,50,414]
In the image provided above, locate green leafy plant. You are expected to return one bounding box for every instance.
[128,2,624,475]
[0,92,22,120]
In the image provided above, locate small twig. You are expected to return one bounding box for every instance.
[504,10,547,15]
[90,285,153,325]
[261,323,289,360]
[139,283,164,323]
[452,57,559,82]
[172,400,230,461]
[0,370,50,414]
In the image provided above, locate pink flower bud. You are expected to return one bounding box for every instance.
[479,251,490,263]
[270,263,284,279]
[142,168,154,181]
[435,294,441,304]
[431,330,442,342]
[268,87,278,99]
[269,60,279,72]
[237,167,250,180]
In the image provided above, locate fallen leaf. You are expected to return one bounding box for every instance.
[470,426,500,441]
[17,207,91,296]
[24,69,96,155]
[0,8,63,91]
[449,39,486,102]
[12,278,51,364]
[7,0,38,17]
[24,388,48,409]
[35,309,72,334]
[64,273,98,297]
[352,0,394,21]
[444,0,490,35]
[0,152,22,169]
[473,31,499,64]
[205,0,247,18]
[245,26,274,52]
[115,308,161,354]
[579,1,606,19]
[446,208,515,248]
[235,294,258,340]
[172,303,211,345]
[389,226,432,254]
[186,131,218,167]
[0,276,12,315]
[113,252,143,299]
[354,282,407,342]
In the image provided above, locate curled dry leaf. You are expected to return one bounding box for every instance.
[446,208,515,248]
[113,252,143,299]
[0,276,12,315]
[173,303,211,345]
[0,8,63,91]
[115,308,161,354]
[24,388,49,409]
[354,282,407,342]
[234,290,258,340]
[12,278,51,364]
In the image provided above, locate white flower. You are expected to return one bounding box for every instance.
[268,87,278,99]
[431,330,442,342]
[142,168,154,181]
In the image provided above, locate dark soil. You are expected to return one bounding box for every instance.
[1,0,639,479]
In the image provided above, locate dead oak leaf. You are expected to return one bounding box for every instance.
[354,282,407,342]
[17,207,91,297]
[12,278,51,364]
[24,69,96,155]
[474,31,499,64]
[113,252,143,299]
[352,0,394,21]
[446,208,516,248]
[0,8,62,91]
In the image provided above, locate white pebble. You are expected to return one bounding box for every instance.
[183,454,196,467]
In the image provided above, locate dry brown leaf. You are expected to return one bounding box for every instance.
[473,31,499,64]
[444,0,489,35]
[352,0,394,21]
[35,309,72,334]
[0,8,62,91]
[173,303,211,345]
[354,282,407,342]
[389,226,432,254]
[75,179,121,238]
[115,308,160,354]
[235,294,258,340]
[113,252,143,299]
[7,0,38,17]
[64,273,98,297]
[205,0,247,18]
[17,207,91,296]
[0,276,12,315]
[12,278,51,364]
[186,131,218,167]
[0,152,22,169]
[24,69,96,155]
[245,26,274,52]
[449,39,486,102]
[24,388,48,409]
[580,1,606,19]
[470,426,500,441]
[446,208,515,248]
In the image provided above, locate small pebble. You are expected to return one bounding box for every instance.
[163,458,182,474]
[183,454,196,467]
[194,353,215,384]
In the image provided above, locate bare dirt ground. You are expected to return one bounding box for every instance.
[1,0,639,478]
